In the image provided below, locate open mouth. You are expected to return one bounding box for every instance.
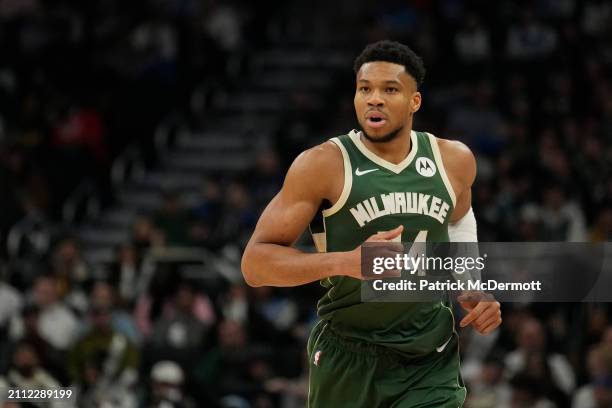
[366,113,387,128]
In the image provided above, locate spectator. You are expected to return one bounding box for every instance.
[573,344,612,408]
[129,18,178,84]
[194,319,271,402]
[221,283,249,325]
[445,81,506,155]
[2,304,66,384]
[515,204,544,241]
[131,215,164,258]
[264,352,308,408]
[506,11,559,59]
[0,341,63,408]
[52,105,107,165]
[580,0,612,37]
[110,244,141,305]
[250,286,298,341]
[68,303,139,407]
[85,280,140,344]
[0,279,22,373]
[245,150,283,210]
[216,182,257,249]
[192,178,223,222]
[0,280,22,331]
[51,236,91,314]
[509,374,558,408]
[153,191,191,246]
[148,281,213,369]
[6,210,53,262]
[143,360,197,408]
[505,318,576,401]
[539,185,588,242]
[10,275,80,351]
[454,14,491,63]
[135,277,215,338]
[52,236,90,289]
[218,284,295,346]
[203,2,244,53]
[190,178,223,248]
[465,352,512,408]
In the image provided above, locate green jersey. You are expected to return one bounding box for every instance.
[309,129,457,357]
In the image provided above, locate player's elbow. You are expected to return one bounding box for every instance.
[241,246,263,287]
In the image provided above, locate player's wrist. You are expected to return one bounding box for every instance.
[326,252,344,278]
[328,250,359,279]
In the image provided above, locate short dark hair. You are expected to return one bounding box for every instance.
[353,40,426,88]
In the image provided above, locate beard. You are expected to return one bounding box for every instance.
[361,125,404,143]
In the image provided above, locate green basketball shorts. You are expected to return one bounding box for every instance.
[306,321,467,407]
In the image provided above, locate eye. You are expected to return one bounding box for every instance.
[359,86,370,93]
[386,87,399,93]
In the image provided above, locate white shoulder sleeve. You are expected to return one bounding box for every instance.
[448,207,478,242]
[448,207,480,282]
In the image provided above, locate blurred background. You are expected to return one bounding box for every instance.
[0,0,611,407]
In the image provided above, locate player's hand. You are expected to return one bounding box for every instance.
[457,290,501,335]
[342,225,404,280]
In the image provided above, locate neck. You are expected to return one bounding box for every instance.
[360,125,413,164]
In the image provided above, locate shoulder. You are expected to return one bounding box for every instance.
[434,136,476,189]
[289,140,343,180]
[293,139,343,170]
[283,139,343,198]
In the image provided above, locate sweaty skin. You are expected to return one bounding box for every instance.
[241,61,501,335]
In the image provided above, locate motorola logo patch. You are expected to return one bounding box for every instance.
[416,157,437,177]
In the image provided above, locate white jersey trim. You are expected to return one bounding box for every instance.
[427,132,457,207]
[322,137,352,217]
[311,231,327,253]
[348,129,418,174]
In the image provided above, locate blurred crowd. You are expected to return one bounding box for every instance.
[1,0,612,407]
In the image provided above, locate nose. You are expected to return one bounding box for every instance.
[367,89,384,107]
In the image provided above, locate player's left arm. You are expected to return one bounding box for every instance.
[438,138,502,336]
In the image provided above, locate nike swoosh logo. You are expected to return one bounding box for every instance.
[436,336,452,353]
[355,168,379,176]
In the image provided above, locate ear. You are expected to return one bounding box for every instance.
[411,92,422,113]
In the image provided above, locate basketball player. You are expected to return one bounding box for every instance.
[241,40,501,407]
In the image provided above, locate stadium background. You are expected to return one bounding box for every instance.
[0,0,611,407]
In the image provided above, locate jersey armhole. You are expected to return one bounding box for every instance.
[322,137,352,217]
[426,132,457,207]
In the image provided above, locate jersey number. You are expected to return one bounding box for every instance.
[383,229,428,275]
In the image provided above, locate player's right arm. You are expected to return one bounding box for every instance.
[241,142,355,287]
